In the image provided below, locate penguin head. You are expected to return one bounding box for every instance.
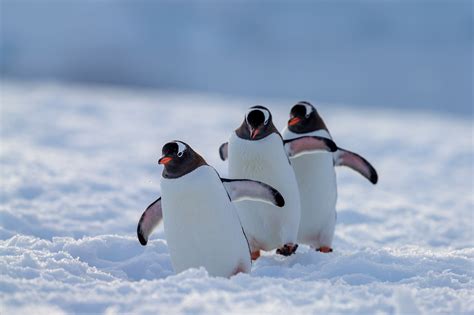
[287,101,328,133]
[158,141,207,178]
[241,105,275,140]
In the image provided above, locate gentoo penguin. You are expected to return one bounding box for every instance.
[281,101,378,253]
[137,141,286,278]
[219,106,337,259]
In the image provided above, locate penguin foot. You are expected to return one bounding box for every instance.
[317,246,333,253]
[276,243,298,256]
[251,250,261,260]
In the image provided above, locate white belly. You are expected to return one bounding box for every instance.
[227,133,301,251]
[161,166,251,277]
[282,128,337,248]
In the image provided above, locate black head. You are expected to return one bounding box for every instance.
[158,141,207,178]
[287,101,328,134]
[236,105,279,140]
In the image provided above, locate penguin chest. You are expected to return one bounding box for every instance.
[160,166,250,277]
[282,128,338,239]
[292,152,337,224]
[227,133,301,250]
[228,133,295,192]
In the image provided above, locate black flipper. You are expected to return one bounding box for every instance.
[221,178,285,207]
[334,148,378,184]
[219,142,229,161]
[137,197,163,246]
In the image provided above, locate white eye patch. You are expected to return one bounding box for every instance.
[302,103,313,118]
[262,109,270,125]
[175,141,186,157]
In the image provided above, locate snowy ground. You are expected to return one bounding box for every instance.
[0,82,473,314]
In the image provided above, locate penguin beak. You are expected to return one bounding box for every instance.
[250,128,260,139]
[288,117,301,126]
[158,156,173,165]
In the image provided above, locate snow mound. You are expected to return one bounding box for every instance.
[1,234,472,314]
[0,82,473,314]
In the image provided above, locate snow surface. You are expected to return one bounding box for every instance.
[0,82,473,314]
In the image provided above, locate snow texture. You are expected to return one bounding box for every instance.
[1,82,473,314]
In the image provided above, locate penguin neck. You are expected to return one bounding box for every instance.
[162,153,208,179]
[235,121,281,141]
[285,128,332,140]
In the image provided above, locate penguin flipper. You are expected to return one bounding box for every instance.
[137,197,163,246]
[219,142,229,161]
[221,178,285,207]
[334,148,378,184]
[284,136,337,158]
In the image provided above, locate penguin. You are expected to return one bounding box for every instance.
[137,140,286,278]
[219,106,337,259]
[281,101,378,253]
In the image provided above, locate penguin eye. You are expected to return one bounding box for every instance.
[175,141,186,157]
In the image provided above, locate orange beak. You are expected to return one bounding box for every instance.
[288,117,301,126]
[158,156,173,165]
[250,129,260,139]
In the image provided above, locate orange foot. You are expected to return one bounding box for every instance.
[251,250,261,260]
[276,243,298,256]
[317,246,333,253]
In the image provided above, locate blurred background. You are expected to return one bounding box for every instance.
[1,0,472,116]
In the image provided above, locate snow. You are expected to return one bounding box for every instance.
[1,82,473,314]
